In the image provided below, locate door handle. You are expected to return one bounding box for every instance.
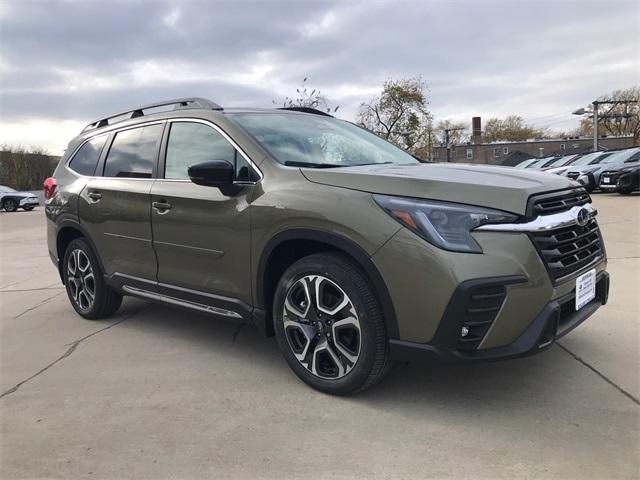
[87,191,102,202]
[152,200,172,214]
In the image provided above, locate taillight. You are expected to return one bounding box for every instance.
[43,177,57,200]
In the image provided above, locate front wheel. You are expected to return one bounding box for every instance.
[3,199,18,212]
[63,238,122,319]
[273,253,390,395]
[22,206,35,211]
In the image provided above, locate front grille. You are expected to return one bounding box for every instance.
[599,170,621,186]
[531,218,603,281]
[457,284,506,350]
[531,189,590,216]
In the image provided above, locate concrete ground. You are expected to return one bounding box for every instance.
[1,194,638,479]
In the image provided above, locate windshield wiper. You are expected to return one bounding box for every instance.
[346,162,394,167]
[284,161,346,168]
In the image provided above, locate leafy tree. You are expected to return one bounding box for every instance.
[483,115,546,143]
[356,76,432,154]
[274,77,340,114]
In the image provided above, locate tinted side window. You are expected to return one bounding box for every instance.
[104,124,163,178]
[69,135,107,176]
[166,122,242,180]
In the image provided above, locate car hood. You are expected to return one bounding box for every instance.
[301,163,577,215]
[0,191,36,199]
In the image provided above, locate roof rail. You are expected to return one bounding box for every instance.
[82,97,223,132]
[277,107,334,117]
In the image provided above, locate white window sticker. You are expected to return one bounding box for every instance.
[575,269,596,311]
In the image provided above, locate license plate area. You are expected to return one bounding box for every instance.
[575,268,596,311]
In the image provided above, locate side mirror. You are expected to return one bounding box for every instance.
[188,160,242,195]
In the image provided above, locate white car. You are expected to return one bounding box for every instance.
[0,185,39,212]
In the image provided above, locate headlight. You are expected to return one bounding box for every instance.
[373,195,518,253]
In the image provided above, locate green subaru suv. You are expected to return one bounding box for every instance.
[44,98,609,394]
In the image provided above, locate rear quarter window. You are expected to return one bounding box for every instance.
[103,124,163,178]
[68,135,108,176]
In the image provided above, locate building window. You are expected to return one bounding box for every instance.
[503,147,509,155]
[466,148,473,159]
[493,148,500,158]
[560,144,566,151]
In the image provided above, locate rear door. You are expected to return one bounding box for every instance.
[150,119,259,316]
[79,122,164,285]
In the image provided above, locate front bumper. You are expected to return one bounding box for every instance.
[19,197,39,207]
[390,271,609,363]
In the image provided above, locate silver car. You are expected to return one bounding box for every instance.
[0,185,39,212]
[566,148,640,192]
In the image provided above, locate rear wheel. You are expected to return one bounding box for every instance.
[3,198,18,212]
[22,206,35,211]
[63,238,122,319]
[273,253,390,395]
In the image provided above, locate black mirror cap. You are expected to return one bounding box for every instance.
[188,160,235,187]
[187,160,244,196]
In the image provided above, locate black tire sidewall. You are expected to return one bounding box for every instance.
[63,238,109,319]
[4,199,17,212]
[273,254,384,395]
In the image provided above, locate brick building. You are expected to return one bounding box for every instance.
[432,117,636,164]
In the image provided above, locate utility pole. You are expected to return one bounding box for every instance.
[592,101,599,152]
[575,99,637,152]
[444,127,465,162]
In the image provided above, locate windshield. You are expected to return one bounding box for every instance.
[596,148,640,165]
[230,113,419,167]
[545,157,571,168]
[570,152,604,166]
[0,185,17,193]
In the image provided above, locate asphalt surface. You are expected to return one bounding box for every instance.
[1,194,638,479]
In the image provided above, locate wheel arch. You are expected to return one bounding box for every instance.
[256,229,399,339]
[55,221,105,281]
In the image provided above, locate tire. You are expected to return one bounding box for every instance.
[618,188,634,195]
[22,206,34,211]
[3,198,18,212]
[63,238,122,319]
[273,252,391,395]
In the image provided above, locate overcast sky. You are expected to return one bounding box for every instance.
[1,0,638,154]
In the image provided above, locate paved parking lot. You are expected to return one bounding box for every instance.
[1,194,638,479]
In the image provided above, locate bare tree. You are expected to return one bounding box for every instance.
[0,145,57,190]
[596,86,639,142]
[274,78,340,114]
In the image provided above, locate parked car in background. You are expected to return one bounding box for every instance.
[567,148,640,192]
[514,158,540,169]
[549,151,612,178]
[616,165,640,194]
[540,154,581,171]
[527,156,561,170]
[599,163,640,194]
[0,185,39,212]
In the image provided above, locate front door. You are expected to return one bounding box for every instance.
[150,119,259,318]
[79,122,164,284]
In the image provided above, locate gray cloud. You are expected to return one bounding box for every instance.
[1,0,638,140]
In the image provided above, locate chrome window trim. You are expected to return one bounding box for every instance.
[65,120,167,180]
[476,203,597,233]
[164,117,263,183]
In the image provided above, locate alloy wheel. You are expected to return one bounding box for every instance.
[283,275,361,379]
[67,249,96,311]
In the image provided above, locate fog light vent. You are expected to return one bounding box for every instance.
[457,284,507,351]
